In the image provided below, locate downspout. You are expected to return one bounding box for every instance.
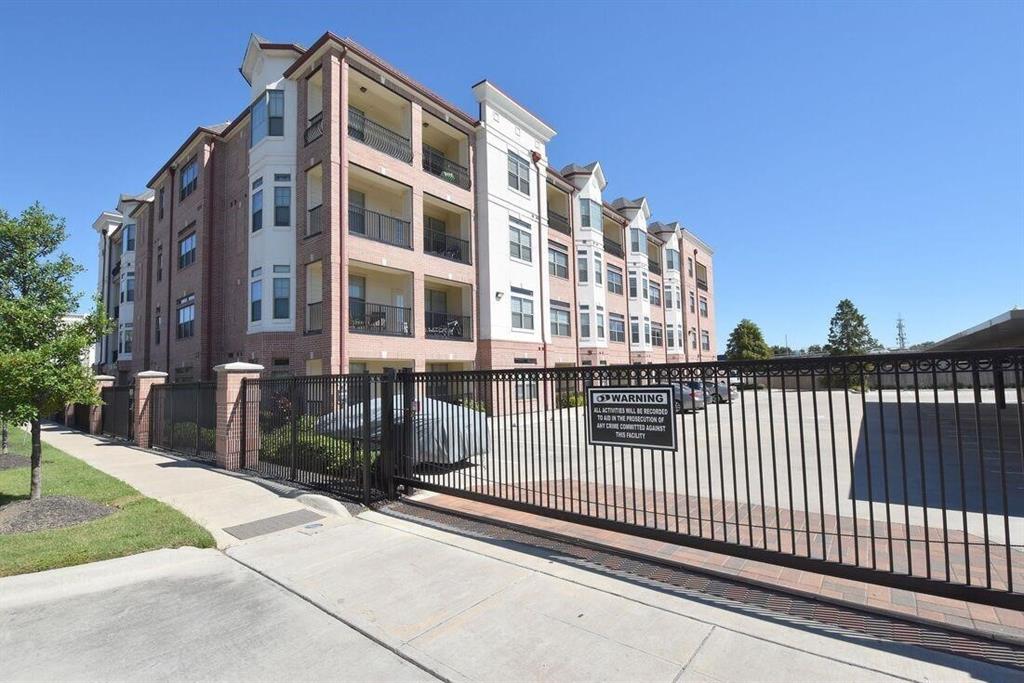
[693,247,702,363]
[165,166,176,375]
[623,219,632,366]
[569,193,580,366]
[101,234,112,369]
[531,152,548,369]
[202,141,216,381]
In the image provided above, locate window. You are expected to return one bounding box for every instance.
[666,248,680,271]
[511,293,534,330]
[651,323,667,348]
[176,294,195,339]
[179,158,198,200]
[628,271,637,298]
[699,297,709,318]
[270,357,291,379]
[274,186,291,227]
[688,256,694,276]
[596,312,605,339]
[156,246,163,282]
[120,324,133,354]
[515,380,539,400]
[666,326,675,348]
[641,273,649,301]
[580,199,601,228]
[273,265,290,319]
[155,314,161,345]
[593,251,603,285]
[630,228,643,253]
[607,266,623,294]
[178,233,196,269]
[577,250,588,283]
[250,271,262,323]
[650,282,661,306]
[251,189,263,232]
[609,314,625,342]
[690,329,698,349]
[123,224,136,253]
[689,291,696,314]
[644,318,651,344]
[580,310,591,338]
[548,245,569,278]
[550,305,571,336]
[123,274,135,303]
[250,89,285,147]
[158,187,165,220]
[509,221,532,261]
[507,151,530,194]
[701,331,711,351]
[630,317,640,344]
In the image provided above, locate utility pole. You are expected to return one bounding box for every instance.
[896,315,907,350]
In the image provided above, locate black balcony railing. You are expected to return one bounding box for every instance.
[307,204,323,237]
[422,144,470,189]
[304,112,324,145]
[603,236,624,257]
[306,301,323,334]
[648,258,662,275]
[423,227,470,264]
[348,107,412,162]
[349,206,411,249]
[697,278,709,292]
[349,300,412,337]
[425,311,472,340]
[548,211,571,235]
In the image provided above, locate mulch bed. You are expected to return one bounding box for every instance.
[0,495,114,534]
[0,454,31,470]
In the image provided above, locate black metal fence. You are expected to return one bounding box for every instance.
[100,385,134,440]
[150,382,216,459]
[390,350,1023,610]
[71,402,91,432]
[240,374,392,502]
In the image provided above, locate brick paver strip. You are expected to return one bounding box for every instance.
[404,490,1022,645]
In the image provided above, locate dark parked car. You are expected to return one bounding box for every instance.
[672,383,705,412]
[684,380,738,404]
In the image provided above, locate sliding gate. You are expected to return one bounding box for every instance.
[394,351,1024,610]
[100,385,134,440]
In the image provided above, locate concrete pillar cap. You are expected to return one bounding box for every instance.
[213,362,265,373]
[93,375,116,381]
[136,371,169,379]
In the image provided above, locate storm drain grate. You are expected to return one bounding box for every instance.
[382,500,1024,671]
[223,509,324,540]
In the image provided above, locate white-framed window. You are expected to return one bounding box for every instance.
[274,185,291,227]
[690,291,696,314]
[250,89,285,147]
[179,158,198,200]
[548,244,568,278]
[119,323,133,354]
[644,318,651,344]
[579,308,591,338]
[652,322,663,347]
[666,249,680,271]
[630,317,640,344]
[176,294,195,339]
[593,251,603,285]
[511,293,534,330]
[596,311,605,339]
[273,265,290,319]
[690,329,698,349]
[251,178,263,232]
[507,151,530,194]
[250,267,263,322]
[607,265,623,294]
[630,228,643,253]
[650,282,661,306]
[700,296,709,318]
[701,331,711,351]
[641,273,649,300]
[628,270,638,298]
[509,220,532,262]
[122,224,136,253]
[550,305,571,336]
[580,199,601,228]
[609,314,625,342]
[515,379,539,400]
[666,326,675,348]
[577,249,588,283]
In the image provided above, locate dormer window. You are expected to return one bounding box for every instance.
[250,90,285,147]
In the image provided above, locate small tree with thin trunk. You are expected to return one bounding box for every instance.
[0,204,108,499]
[725,319,772,360]
[825,299,879,356]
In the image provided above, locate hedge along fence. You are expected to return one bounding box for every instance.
[149,381,217,459]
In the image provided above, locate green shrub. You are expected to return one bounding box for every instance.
[558,392,585,408]
[460,398,487,412]
[258,417,374,477]
[170,421,216,452]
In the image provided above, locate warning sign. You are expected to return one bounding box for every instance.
[586,386,677,450]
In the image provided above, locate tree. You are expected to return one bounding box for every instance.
[806,344,825,355]
[0,204,107,499]
[825,299,879,356]
[725,319,772,360]
[770,345,794,357]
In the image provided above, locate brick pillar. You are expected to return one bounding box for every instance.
[214,362,263,470]
[91,375,116,435]
[134,371,167,448]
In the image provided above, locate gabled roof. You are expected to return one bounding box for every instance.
[610,196,651,221]
[239,33,305,86]
[145,124,225,189]
[560,161,606,190]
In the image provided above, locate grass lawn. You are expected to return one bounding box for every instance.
[0,428,215,576]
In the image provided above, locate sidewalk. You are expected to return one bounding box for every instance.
[12,425,1018,681]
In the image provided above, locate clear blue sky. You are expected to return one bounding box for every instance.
[2,1,1021,351]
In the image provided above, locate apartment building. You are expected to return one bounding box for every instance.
[93,32,715,382]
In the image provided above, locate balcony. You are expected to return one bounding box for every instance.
[424,227,470,264]
[349,206,411,248]
[349,300,412,337]
[603,236,624,258]
[305,301,322,335]
[348,106,412,163]
[648,258,662,275]
[548,210,570,235]
[307,204,322,238]
[425,311,472,340]
[422,144,470,189]
[304,111,324,145]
